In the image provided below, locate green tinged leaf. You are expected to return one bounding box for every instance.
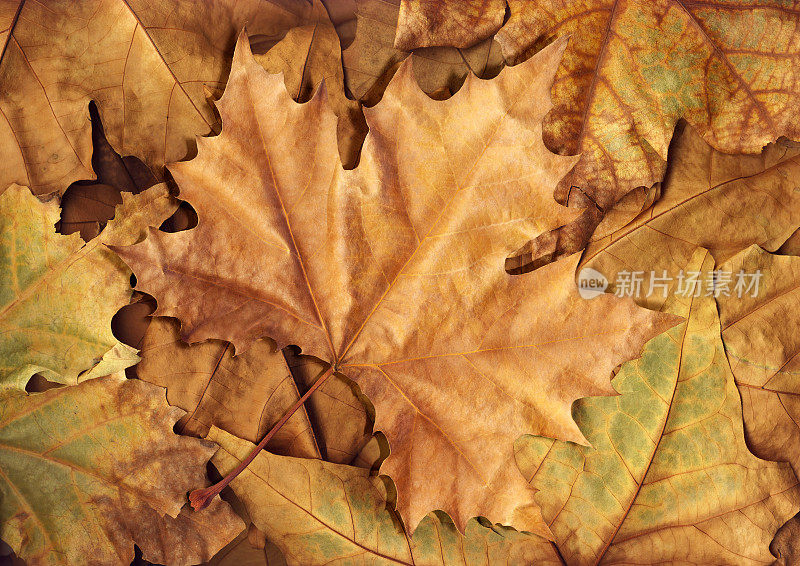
[0,183,176,389]
[515,249,800,565]
[209,427,562,566]
[0,375,244,565]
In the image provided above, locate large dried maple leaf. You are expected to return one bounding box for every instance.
[515,249,800,565]
[0,0,312,195]
[0,375,244,565]
[210,426,563,566]
[115,32,679,532]
[0,183,175,388]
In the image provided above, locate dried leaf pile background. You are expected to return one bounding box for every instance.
[2,0,800,565]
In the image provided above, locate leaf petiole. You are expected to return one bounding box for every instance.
[189,364,336,511]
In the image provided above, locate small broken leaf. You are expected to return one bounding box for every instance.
[342,0,409,103]
[138,317,319,455]
[411,37,504,99]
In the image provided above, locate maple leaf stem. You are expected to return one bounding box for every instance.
[189,364,336,511]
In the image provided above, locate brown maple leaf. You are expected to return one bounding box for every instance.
[114,31,679,533]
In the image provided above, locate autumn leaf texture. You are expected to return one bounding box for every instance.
[515,251,800,565]
[397,0,800,205]
[116,32,678,534]
[4,1,800,565]
[0,376,244,565]
[210,426,563,565]
[0,182,175,388]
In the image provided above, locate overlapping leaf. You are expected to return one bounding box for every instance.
[515,249,800,565]
[137,316,371,463]
[115,31,679,532]
[714,246,800,477]
[505,0,800,210]
[780,226,800,256]
[0,183,175,389]
[250,0,368,169]
[393,0,800,214]
[57,102,159,241]
[255,0,507,167]
[0,0,314,195]
[342,0,504,105]
[2,2,800,565]
[0,375,244,565]
[210,427,562,566]
[204,530,286,566]
[137,317,319,454]
[394,0,505,50]
[580,123,800,311]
